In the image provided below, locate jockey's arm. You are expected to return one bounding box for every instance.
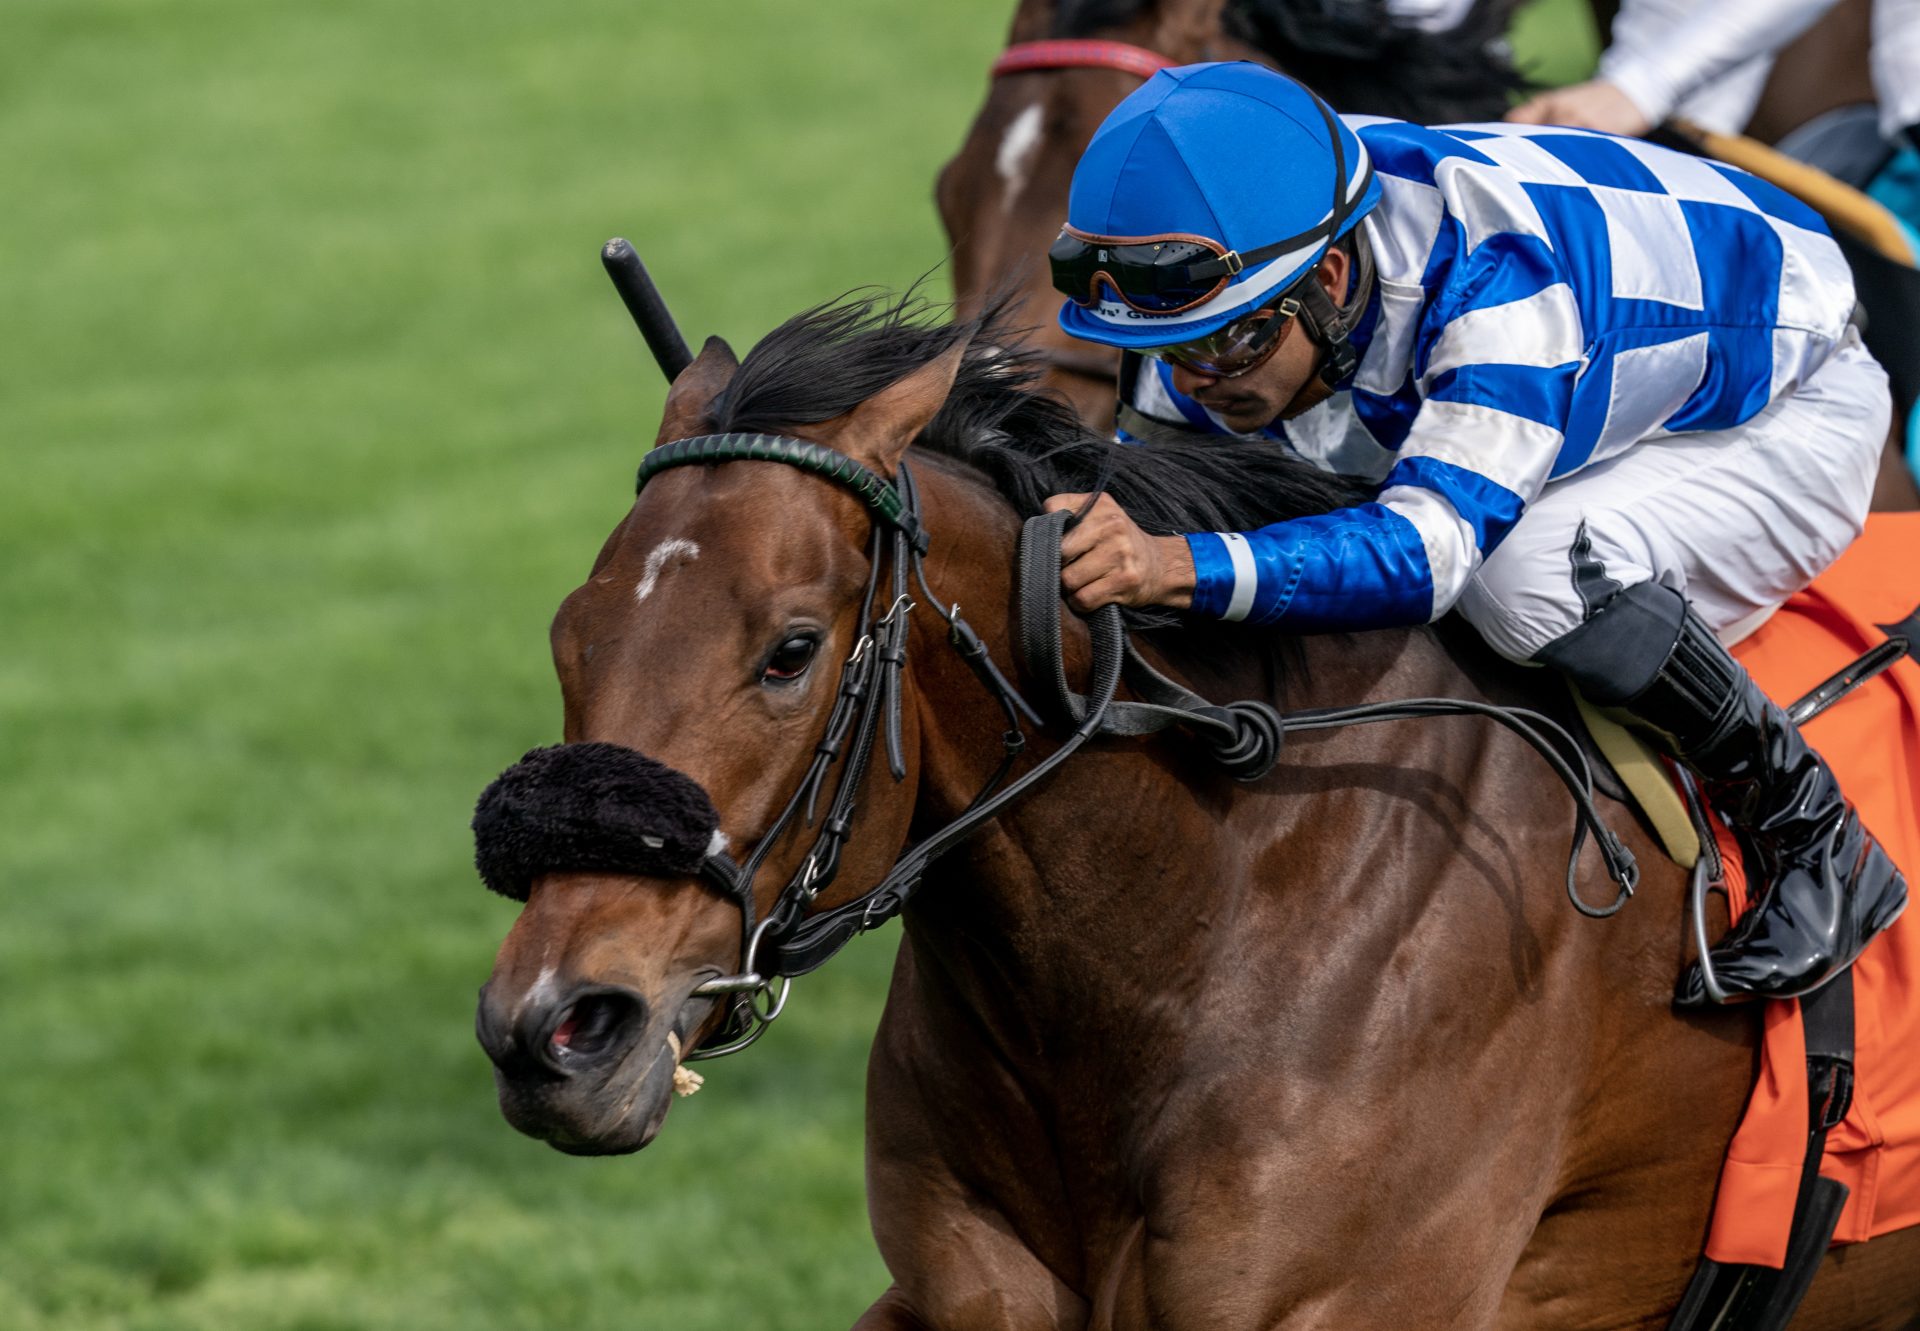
[1115,239,1585,632]
[1178,360,1572,630]
[1510,0,1839,134]
[1876,0,1920,144]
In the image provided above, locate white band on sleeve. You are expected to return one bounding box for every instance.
[1220,532,1258,622]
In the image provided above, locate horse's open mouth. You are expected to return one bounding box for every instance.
[492,994,714,1156]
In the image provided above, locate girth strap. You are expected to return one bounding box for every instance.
[1665,972,1857,1331]
[1664,607,1911,1329]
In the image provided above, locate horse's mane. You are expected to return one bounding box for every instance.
[707,290,1541,709]
[708,289,1372,554]
[1053,0,1523,125]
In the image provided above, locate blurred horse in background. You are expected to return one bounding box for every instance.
[936,0,1520,425]
[939,0,1920,509]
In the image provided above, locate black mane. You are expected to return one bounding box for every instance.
[1054,0,1522,124]
[709,289,1371,546]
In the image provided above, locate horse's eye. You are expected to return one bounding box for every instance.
[762,635,819,683]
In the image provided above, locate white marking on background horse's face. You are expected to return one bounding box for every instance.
[996,102,1045,214]
[634,538,701,605]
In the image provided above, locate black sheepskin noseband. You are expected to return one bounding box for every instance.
[471,742,722,901]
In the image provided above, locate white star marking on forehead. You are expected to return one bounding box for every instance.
[996,102,1045,214]
[634,538,701,605]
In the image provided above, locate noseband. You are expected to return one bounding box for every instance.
[475,429,1642,1060]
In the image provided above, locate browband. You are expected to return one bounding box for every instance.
[639,432,929,554]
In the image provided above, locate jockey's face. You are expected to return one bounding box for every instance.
[1166,246,1350,432]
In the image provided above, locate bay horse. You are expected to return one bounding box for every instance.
[474,292,1920,1327]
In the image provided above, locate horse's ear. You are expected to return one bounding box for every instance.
[834,339,967,477]
[654,337,739,444]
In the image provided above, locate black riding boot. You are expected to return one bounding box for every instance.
[1540,581,1907,1005]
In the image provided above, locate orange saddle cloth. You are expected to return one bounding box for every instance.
[1705,512,1920,1269]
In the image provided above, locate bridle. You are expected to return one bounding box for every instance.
[618,430,1642,1061]
[638,429,1293,1058]
[989,40,1179,82]
[641,431,1117,1058]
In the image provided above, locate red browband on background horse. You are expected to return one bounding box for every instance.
[990,40,1178,81]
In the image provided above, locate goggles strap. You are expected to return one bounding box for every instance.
[1297,224,1376,388]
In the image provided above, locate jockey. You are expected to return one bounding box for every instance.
[1044,61,1906,1004]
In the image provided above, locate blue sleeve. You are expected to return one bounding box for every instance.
[1185,505,1436,629]
[1182,227,1584,631]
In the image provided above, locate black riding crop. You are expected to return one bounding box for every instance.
[601,237,694,382]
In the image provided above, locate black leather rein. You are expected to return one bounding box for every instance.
[481,430,1639,1061]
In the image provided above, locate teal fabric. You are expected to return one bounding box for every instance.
[1908,395,1920,481]
[1865,145,1920,486]
[1867,144,1920,261]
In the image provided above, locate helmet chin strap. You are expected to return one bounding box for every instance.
[1296,225,1377,389]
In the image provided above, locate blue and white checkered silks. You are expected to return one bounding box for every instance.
[1058,62,1381,350]
[1120,117,1862,635]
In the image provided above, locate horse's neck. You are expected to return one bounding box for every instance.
[888,465,1756,1288]
[904,458,1581,1040]
[909,615,1500,950]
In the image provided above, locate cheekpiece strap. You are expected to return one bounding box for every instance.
[638,433,929,553]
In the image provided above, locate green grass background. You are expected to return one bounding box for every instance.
[1,3,1593,1326]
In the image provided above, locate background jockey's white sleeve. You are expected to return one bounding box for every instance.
[1382,0,1481,32]
[1600,0,1841,127]
[1874,0,1920,138]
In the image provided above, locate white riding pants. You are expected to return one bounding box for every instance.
[1457,329,1889,664]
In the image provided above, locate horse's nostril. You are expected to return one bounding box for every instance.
[550,991,643,1061]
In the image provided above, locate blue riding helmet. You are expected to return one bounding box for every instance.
[1054,62,1381,352]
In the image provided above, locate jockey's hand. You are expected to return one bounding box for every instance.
[1043,493,1196,613]
[1507,80,1653,138]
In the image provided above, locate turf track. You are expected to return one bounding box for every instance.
[0,2,1592,1326]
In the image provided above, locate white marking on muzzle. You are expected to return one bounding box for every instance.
[996,102,1045,214]
[518,963,558,1025]
[634,538,701,604]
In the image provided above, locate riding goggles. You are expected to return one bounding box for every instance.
[1049,223,1327,316]
[1158,297,1300,378]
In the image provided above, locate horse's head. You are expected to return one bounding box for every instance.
[475,323,969,1155]
[936,0,1244,429]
